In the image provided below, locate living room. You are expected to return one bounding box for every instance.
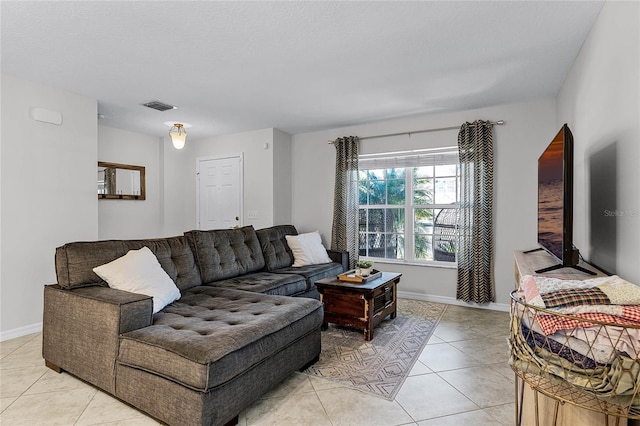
[1,1,639,425]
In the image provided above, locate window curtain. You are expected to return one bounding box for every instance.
[104,167,117,195]
[331,136,359,269]
[456,121,495,303]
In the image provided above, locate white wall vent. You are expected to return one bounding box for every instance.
[141,101,177,112]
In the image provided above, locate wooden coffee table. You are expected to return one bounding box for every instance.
[315,272,402,341]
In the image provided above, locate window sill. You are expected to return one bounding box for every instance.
[362,258,457,270]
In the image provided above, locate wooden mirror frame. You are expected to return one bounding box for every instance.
[98,162,146,200]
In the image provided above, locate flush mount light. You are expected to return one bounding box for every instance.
[168,124,187,149]
[165,122,191,150]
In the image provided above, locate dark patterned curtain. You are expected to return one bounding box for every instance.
[105,167,117,195]
[331,136,359,269]
[456,121,495,303]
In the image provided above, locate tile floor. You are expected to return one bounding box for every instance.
[0,304,514,425]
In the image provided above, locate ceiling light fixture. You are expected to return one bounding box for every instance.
[169,123,187,149]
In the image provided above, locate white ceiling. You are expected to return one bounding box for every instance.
[1,1,604,140]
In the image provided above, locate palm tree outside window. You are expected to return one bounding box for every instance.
[358,148,460,264]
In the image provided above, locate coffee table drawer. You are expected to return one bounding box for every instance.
[322,288,364,317]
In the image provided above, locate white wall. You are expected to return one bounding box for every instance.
[292,99,557,306]
[557,0,640,283]
[161,134,192,237]
[1,75,98,338]
[98,125,163,239]
[273,128,292,225]
[162,128,279,235]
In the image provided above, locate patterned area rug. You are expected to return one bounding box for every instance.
[302,298,447,400]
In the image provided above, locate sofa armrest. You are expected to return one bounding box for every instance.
[326,250,349,272]
[43,284,153,394]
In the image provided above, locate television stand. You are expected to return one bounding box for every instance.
[534,262,597,275]
[522,248,597,275]
[515,249,603,281]
[522,247,543,254]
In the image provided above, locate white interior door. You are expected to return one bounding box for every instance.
[196,154,243,230]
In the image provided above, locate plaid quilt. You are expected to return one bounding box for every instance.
[535,306,640,335]
[541,288,610,308]
[522,274,640,308]
[520,274,640,336]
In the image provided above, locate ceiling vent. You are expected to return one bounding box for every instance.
[141,101,177,112]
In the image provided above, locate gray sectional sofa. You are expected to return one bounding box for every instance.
[43,225,346,426]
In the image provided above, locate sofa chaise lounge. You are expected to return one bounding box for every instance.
[43,225,346,426]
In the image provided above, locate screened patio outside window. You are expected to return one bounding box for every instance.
[358,147,460,265]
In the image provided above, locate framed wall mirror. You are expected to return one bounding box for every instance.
[97,162,146,200]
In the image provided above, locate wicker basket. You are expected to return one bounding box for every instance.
[509,290,640,420]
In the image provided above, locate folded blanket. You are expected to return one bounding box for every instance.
[535,309,640,335]
[522,274,640,308]
[570,325,640,359]
[522,324,600,369]
[516,302,618,364]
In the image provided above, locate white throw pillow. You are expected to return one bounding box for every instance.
[93,246,181,313]
[285,232,332,267]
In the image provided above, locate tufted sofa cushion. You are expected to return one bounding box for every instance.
[205,272,307,297]
[275,262,344,290]
[255,225,298,271]
[117,286,323,391]
[256,225,345,290]
[55,236,202,291]
[185,226,265,284]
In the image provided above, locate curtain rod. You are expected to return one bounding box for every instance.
[327,120,505,144]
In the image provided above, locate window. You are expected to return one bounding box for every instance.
[358,148,460,264]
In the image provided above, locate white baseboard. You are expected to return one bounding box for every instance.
[0,322,43,342]
[397,290,509,312]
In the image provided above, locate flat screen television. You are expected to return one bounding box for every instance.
[530,124,595,275]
